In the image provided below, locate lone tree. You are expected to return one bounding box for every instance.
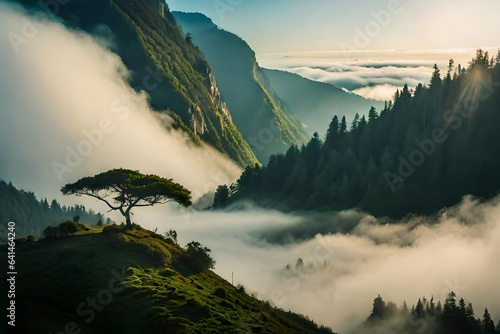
[61,168,192,227]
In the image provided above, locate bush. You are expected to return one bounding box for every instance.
[43,220,86,239]
[236,284,246,294]
[43,226,65,239]
[59,220,82,234]
[176,241,215,273]
[102,224,121,234]
[16,234,37,243]
[164,229,178,245]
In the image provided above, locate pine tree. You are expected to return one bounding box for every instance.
[482,308,496,334]
[414,298,424,318]
[351,113,360,131]
[429,296,436,315]
[458,298,466,314]
[430,64,442,90]
[339,116,347,135]
[466,303,475,320]
[402,301,409,314]
[495,49,500,69]
[325,116,339,149]
[358,115,367,131]
[446,59,455,83]
[368,107,378,123]
[368,295,386,321]
[326,115,339,138]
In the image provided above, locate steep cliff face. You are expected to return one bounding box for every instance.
[16,0,257,166]
[172,12,308,162]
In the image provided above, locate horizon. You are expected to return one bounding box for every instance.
[168,0,500,54]
[168,1,500,101]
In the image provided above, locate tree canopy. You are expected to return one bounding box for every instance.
[61,169,191,226]
[362,292,498,334]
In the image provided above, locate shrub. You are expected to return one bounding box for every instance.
[236,284,246,294]
[164,229,178,245]
[59,220,82,234]
[16,234,37,243]
[176,241,215,273]
[102,224,121,234]
[44,220,86,239]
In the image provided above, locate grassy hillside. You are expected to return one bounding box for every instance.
[1,224,334,334]
[172,12,308,162]
[15,0,257,166]
[263,69,382,136]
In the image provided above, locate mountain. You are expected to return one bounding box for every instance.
[15,0,257,166]
[2,224,334,334]
[228,51,500,218]
[262,69,383,136]
[172,12,308,162]
[0,180,104,241]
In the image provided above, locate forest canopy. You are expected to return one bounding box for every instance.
[225,49,500,218]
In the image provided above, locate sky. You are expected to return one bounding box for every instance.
[168,0,500,54]
[168,0,500,101]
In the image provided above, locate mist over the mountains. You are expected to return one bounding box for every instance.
[0,3,240,204]
[2,3,500,334]
[138,196,500,333]
[259,49,497,101]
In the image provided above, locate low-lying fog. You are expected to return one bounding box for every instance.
[138,195,500,333]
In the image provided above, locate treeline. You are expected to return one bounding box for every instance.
[222,49,500,218]
[0,180,105,240]
[358,292,499,334]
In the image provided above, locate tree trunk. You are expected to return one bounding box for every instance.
[125,213,131,227]
[120,207,132,227]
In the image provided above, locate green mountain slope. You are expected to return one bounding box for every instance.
[172,12,308,162]
[263,69,382,136]
[2,225,334,334]
[16,0,257,166]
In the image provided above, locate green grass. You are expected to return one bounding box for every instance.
[2,225,333,334]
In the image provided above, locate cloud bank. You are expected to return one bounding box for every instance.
[258,49,491,101]
[142,196,500,333]
[0,3,241,206]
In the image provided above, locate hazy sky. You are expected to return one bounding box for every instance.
[168,0,500,55]
[170,0,500,101]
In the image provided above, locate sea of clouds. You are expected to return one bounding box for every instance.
[258,49,491,101]
[141,195,500,333]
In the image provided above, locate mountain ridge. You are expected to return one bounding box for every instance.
[262,68,383,136]
[172,11,308,162]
